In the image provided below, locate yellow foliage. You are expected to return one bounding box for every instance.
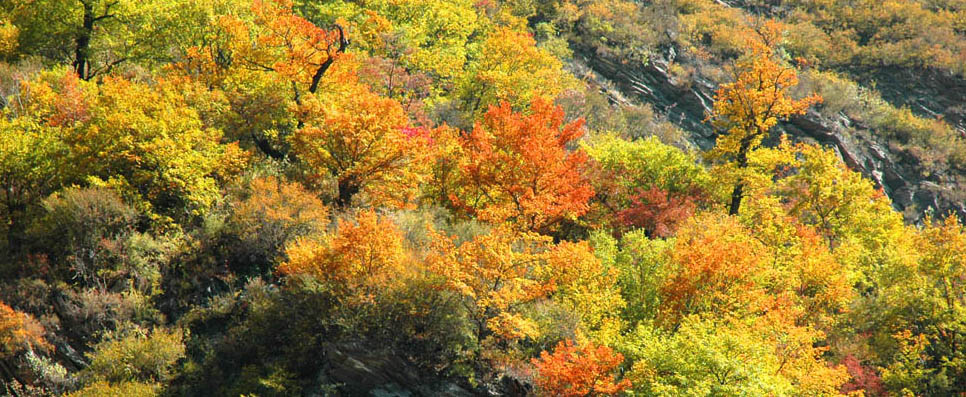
[461,27,577,112]
[428,225,556,342]
[543,241,625,344]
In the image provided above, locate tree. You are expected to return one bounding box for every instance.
[459,27,576,113]
[232,0,347,97]
[289,72,433,208]
[427,226,556,342]
[454,98,593,233]
[14,69,248,220]
[659,213,770,325]
[623,318,795,396]
[708,21,820,215]
[5,0,184,79]
[185,0,346,97]
[279,209,407,297]
[779,143,898,250]
[543,241,625,343]
[583,134,708,236]
[531,339,631,397]
[866,216,966,394]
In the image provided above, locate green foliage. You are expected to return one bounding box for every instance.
[621,318,794,396]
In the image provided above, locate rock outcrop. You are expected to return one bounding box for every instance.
[575,48,966,222]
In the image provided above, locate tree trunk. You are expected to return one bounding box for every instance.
[73,1,95,80]
[336,177,359,208]
[728,135,755,216]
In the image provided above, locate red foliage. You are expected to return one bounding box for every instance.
[531,339,631,397]
[840,354,885,396]
[616,186,697,238]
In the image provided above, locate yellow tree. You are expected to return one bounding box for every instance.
[460,27,577,113]
[427,226,556,343]
[13,68,247,219]
[708,21,820,215]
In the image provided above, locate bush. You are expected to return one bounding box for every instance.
[33,187,137,285]
[225,176,329,277]
[66,381,159,397]
[84,326,184,384]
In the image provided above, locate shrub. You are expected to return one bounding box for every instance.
[85,326,185,384]
[226,176,329,277]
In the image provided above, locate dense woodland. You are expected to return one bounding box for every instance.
[2,0,966,395]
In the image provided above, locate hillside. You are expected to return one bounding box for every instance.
[1,0,966,396]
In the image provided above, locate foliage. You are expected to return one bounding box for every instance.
[289,68,432,207]
[13,68,247,220]
[428,225,555,343]
[583,134,709,236]
[226,176,329,276]
[459,27,577,113]
[454,98,593,233]
[66,381,159,397]
[84,326,185,384]
[4,0,966,395]
[0,301,49,358]
[278,209,406,297]
[531,339,631,397]
[707,21,821,215]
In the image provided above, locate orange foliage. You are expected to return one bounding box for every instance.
[229,176,329,266]
[617,186,697,238]
[278,210,406,295]
[660,213,770,324]
[531,339,631,397]
[191,0,346,92]
[0,302,49,358]
[454,98,593,232]
[290,76,433,208]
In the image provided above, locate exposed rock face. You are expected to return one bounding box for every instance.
[576,48,966,222]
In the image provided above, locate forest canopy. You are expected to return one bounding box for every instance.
[2,0,966,396]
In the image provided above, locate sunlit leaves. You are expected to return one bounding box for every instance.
[427,226,555,342]
[531,339,631,397]
[279,210,406,296]
[454,98,593,232]
[289,71,432,208]
[707,21,821,215]
[0,302,50,358]
[460,27,577,113]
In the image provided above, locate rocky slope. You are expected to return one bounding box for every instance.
[575,46,966,222]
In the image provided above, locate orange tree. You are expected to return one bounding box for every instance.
[531,339,631,397]
[288,65,434,208]
[453,98,593,233]
[278,209,406,299]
